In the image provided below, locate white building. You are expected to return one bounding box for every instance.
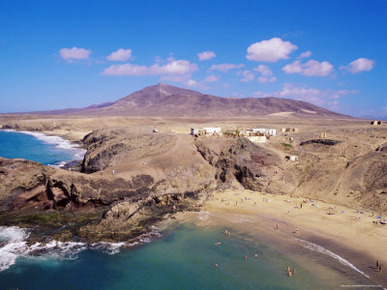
[203,127,222,135]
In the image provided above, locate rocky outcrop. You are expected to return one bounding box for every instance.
[300,139,342,146]
[195,137,281,191]
[81,129,177,173]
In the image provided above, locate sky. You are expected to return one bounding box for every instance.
[0,0,386,118]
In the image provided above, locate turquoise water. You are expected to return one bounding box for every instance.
[0,130,84,166]
[0,225,331,290]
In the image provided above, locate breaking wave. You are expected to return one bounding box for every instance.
[294,237,370,279]
[19,131,86,160]
[0,226,163,272]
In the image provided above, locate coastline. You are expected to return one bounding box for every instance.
[175,188,387,287]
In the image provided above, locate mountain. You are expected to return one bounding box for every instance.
[39,83,351,118]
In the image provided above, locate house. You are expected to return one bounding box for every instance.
[191,127,222,136]
[281,127,299,133]
[285,155,298,161]
[203,127,222,136]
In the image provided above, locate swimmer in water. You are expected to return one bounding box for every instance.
[214,263,218,269]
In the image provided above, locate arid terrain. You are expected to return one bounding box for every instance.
[0,84,386,283]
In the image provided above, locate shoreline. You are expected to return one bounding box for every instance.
[175,188,387,287]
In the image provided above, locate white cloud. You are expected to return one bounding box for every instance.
[340,58,375,73]
[59,47,91,61]
[254,65,277,83]
[198,51,216,61]
[204,75,219,82]
[239,70,254,82]
[298,50,312,59]
[102,59,198,76]
[107,48,132,61]
[246,37,298,62]
[209,63,244,72]
[273,83,357,106]
[282,60,333,76]
[258,76,277,83]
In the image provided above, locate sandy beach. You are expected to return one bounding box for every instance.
[176,189,387,287]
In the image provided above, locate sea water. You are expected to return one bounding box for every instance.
[0,130,85,167]
[0,130,382,289]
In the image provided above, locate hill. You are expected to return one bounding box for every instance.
[38,83,350,118]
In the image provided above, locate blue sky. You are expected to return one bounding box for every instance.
[0,0,386,117]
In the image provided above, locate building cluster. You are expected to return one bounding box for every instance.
[191,127,278,143]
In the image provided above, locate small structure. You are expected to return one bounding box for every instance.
[370,120,382,125]
[285,155,298,161]
[281,127,299,133]
[320,132,327,139]
[152,129,159,133]
[251,128,277,136]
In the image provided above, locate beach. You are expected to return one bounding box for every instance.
[175,188,387,287]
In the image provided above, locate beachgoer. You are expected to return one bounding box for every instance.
[254,254,259,258]
[288,270,292,277]
[376,260,379,270]
[296,226,299,235]
[287,266,290,272]
[276,224,279,231]
[244,255,247,261]
[214,263,218,269]
[112,169,115,175]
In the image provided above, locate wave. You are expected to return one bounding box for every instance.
[0,225,163,272]
[294,237,370,279]
[19,131,86,159]
[2,129,86,161]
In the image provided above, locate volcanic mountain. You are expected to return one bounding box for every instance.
[45,83,350,118]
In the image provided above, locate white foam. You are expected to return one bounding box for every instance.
[19,131,86,160]
[294,237,370,279]
[0,226,30,271]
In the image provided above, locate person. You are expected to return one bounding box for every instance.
[293,268,296,275]
[214,263,218,269]
[244,254,247,261]
[254,253,259,258]
[296,226,299,235]
[112,169,115,175]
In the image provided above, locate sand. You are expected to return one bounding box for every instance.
[181,188,387,286]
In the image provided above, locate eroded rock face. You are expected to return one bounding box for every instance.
[195,137,281,191]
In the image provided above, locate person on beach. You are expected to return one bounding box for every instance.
[287,266,290,272]
[244,255,247,261]
[296,226,299,235]
[276,224,279,230]
[214,263,218,269]
[376,260,379,270]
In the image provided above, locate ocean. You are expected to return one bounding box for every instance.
[0,130,380,289]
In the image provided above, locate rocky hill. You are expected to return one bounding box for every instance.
[37,83,349,118]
